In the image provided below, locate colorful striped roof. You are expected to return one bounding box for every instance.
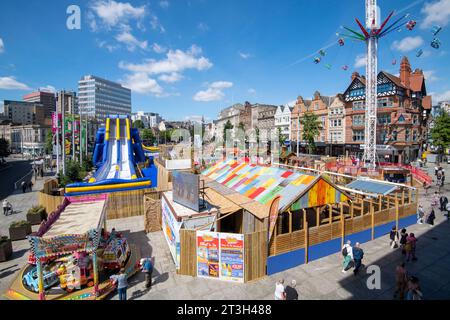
[202,159,319,211]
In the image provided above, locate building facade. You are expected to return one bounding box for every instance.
[131,111,162,128]
[3,100,46,125]
[57,90,78,115]
[215,103,252,141]
[23,90,56,119]
[342,57,432,163]
[78,75,131,119]
[274,105,292,143]
[9,124,51,155]
[327,94,346,156]
[257,107,277,143]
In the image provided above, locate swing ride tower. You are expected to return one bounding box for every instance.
[342,0,408,169]
[363,0,379,170]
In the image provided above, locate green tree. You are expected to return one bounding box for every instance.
[223,120,234,147]
[142,128,156,145]
[431,112,450,156]
[57,160,84,187]
[45,131,53,155]
[133,119,145,129]
[0,138,10,158]
[300,112,322,154]
[277,127,287,149]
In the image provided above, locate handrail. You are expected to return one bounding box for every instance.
[14,169,34,189]
[126,118,131,141]
[116,118,120,141]
[105,118,110,141]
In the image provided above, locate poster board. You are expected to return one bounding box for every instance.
[219,233,244,283]
[161,195,183,268]
[172,171,200,212]
[196,231,245,283]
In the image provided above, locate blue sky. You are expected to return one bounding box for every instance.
[1,0,450,121]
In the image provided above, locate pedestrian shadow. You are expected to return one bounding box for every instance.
[0,267,20,279]
[11,248,28,259]
[0,264,18,273]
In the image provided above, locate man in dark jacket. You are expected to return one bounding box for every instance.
[439,195,448,212]
[141,258,154,289]
[353,242,364,276]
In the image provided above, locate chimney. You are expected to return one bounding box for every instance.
[351,72,360,81]
[400,56,411,88]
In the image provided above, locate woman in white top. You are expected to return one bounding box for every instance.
[274,279,286,300]
[341,240,353,273]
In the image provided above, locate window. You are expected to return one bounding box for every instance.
[398,115,405,123]
[380,130,388,143]
[314,103,319,111]
[405,129,410,142]
[413,131,417,141]
[378,97,393,108]
[378,114,391,125]
[352,115,365,126]
[353,101,365,110]
[392,130,398,141]
[353,130,364,142]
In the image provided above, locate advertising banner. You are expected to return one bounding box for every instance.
[219,233,244,283]
[196,231,220,279]
[196,231,245,282]
[161,196,183,268]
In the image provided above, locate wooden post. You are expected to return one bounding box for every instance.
[340,202,345,249]
[371,203,375,240]
[288,210,292,234]
[328,204,332,225]
[274,217,278,255]
[395,197,399,231]
[402,190,405,206]
[93,251,99,297]
[303,209,308,264]
[408,189,412,204]
[350,201,354,219]
[378,195,382,211]
[36,258,45,301]
[316,207,320,227]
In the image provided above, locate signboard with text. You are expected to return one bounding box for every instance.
[161,195,183,268]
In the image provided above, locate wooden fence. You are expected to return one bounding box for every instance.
[105,189,146,219]
[244,230,267,282]
[38,191,65,214]
[178,229,197,277]
[144,193,162,233]
[269,198,418,257]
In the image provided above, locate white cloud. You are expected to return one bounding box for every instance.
[115,31,148,51]
[431,90,450,103]
[354,54,366,68]
[119,45,212,75]
[391,36,424,52]
[248,88,256,96]
[152,43,166,54]
[150,14,165,33]
[158,72,183,83]
[0,76,31,90]
[159,1,169,9]
[121,72,164,96]
[0,38,4,53]
[239,52,252,59]
[197,22,209,32]
[97,39,119,52]
[420,0,450,28]
[423,70,439,82]
[193,81,233,102]
[90,0,146,28]
[39,85,56,93]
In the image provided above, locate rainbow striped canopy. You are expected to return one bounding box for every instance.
[202,159,348,212]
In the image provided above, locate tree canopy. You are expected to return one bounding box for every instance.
[300,112,322,154]
[431,112,450,154]
[133,119,145,129]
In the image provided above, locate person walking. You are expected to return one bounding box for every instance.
[394,263,408,300]
[352,242,364,276]
[140,257,154,289]
[28,180,33,192]
[417,205,425,224]
[405,233,418,262]
[439,194,448,213]
[285,280,299,300]
[389,226,399,249]
[274,279,286,300]
[405,276,423,300]
[111,268,128,301]
[341,240,353,273]
[3,199,11,216]
[399,228,408,255]
[21,181,26,193]
[445,202,450,220]
[431,192,439,208]
[426,209,436,226]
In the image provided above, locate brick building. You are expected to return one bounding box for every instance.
[342,56,432,163]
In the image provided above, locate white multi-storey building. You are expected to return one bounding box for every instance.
[131,111,162,128]
[78,75,131,119]
[274,105,292,142]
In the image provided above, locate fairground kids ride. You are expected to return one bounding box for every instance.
[65,115,157,196]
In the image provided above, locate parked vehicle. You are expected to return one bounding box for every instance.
[23,268,59,293]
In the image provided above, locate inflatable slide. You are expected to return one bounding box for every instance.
[65,115,157,196]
